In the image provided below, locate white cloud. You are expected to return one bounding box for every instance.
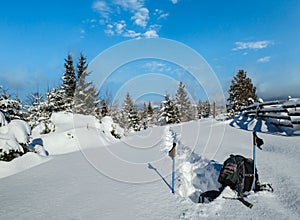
[123,30,142,38]
[113,0,144,12]
[90,0,172,38]
[257,56,271,63]
[115,20,126,34]
[158,12,169,20]
[143,30,158,38]
[154,9,169,20]
[171,0,178,4]
[104,29,115,36]
[93,1,111,19]
[107,24,113,29]
[131,7,149,27]
[104,24,115,36]
[232,40,273,51]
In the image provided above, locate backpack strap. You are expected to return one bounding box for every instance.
[236,160,245,196]
[199,190,222,203]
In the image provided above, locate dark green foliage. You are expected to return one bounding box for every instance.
[147,101,153,115]
[227,70,257,116]
[62,53,76,99]
[74,54,100,115]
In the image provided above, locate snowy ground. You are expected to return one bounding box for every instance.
[0,113,299,219]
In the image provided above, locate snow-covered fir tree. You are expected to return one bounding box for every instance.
[128,107,141,132]
[197,100,210,119]
[26,87,66,133]
[46,87,66,113]
[175,82,194,122]
[26,90,55,133]
[27,98,42,128]
[73,54,99,115]
[159,93,180,125]
[147,101,154,116]
[61,53,76,110]
[99,100,109,118]
[140,102,148,129]
[147,101,159,127]
[0,86,24,121]
[110,101,119,123]
[139,102,156,129]
[119,93,141,132]
[227,69,257,117]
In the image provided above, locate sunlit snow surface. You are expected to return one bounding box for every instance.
[0,113,299,219]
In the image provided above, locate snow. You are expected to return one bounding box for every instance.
[31,112,124,155]
[0,111,7,126]
[0,114,300,219]
[0,119,31,154]
[231,113,300,136]
[0,152,50,178]
[282,98,300,108]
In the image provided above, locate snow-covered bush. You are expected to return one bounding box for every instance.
[0,86,25,121]
[100,116,124,139]
[0,119,31,161]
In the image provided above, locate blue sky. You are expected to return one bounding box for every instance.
[1,0,299,102]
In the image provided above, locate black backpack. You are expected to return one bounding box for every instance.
[218,154,259,196]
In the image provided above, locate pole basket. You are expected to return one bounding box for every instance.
[253,132,264,150]
[168,143,176,158]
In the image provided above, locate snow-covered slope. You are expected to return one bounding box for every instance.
[0,116,299,219]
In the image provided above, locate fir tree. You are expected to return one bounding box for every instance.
[128,107,141,132]
[62,53,76,100]
[175,82,193,122]
[73,54,99,115]
[77,53,87,82]
[147,101,153,115]
[119,93,140,132]
[147,101,159,127]
[46,87,66,113]
[26,90,55,133]
[159,93,180,125]
[227,70,257,116]
[197,100,206,119]
[140,102,148,129]
[0,86,24,121]
[99,100,109,117]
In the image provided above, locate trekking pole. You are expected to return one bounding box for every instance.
[252,132,263,191]
[168,143,176,194]
[171,157,175,193]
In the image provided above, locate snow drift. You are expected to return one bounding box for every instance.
[1,115,299,219]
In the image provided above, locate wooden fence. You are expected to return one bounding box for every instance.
[241,98,300,128]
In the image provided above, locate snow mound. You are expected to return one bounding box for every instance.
[176,146,222,203]
[34,113,124,155]
[0,152,50,178]
[98,116,124,139]
[161,126,177,153]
